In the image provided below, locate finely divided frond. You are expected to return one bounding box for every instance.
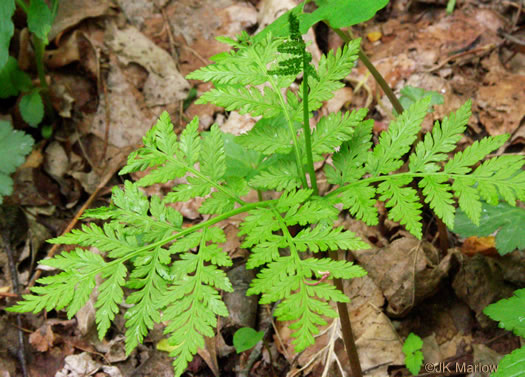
[304,39,361,112]
[293,225,370,252]
[367,96,431,176]
[308,109,368,161]
[325,120,373,185]
[235,116,292,155]
[378,176,423,238]
[409,100,471,173]
[337,183,378,226]
[196,85,282,118]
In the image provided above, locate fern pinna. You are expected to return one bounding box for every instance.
[9,12,525,377]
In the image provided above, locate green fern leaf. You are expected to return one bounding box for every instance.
[409,100,471,173]
[472,155,525,205]
[337,183,378,226]
[235,116,292,155]
[444,134,509,174]
[249,158,303,191]
[378,176,423,238]
[308,109,368,161]
[95,263,127,339]
[325,120,373,185]
[124,246,170,354]
[419,175,455,229]
[303,39,361,112]
[200,125,226,181]
[293,225,369,252]
[367,97,431,176]
[197,85,282,118]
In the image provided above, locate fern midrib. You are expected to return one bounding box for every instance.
[326,171,522,198]
[43,201,277,290]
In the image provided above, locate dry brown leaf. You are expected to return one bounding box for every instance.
[29,324,56,352]
[461,236,498,257]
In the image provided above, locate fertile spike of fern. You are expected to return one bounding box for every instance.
[267,13,318,79]
[367,96,431,176]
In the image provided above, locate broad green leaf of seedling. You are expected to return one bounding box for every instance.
[492,347,525,377]
[27,0,55,42]
[0,0,15,69]
[454,202,525,255]
[396,86,444,116]
[20,91,44,127]
[403,333,424,375]
[0,57,32,99]
[233,327,265,353]
[484,289,525,338]
[255,0,389,41]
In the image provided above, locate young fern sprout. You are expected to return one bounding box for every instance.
[8,11,525,377]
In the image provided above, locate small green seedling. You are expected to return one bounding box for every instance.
[0,0,58,131]
[395,86,444,116]
[403,333,424,375]
[233,327,265,353]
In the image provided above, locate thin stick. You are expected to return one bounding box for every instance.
[329,251,363,377]
[2,230,29,377]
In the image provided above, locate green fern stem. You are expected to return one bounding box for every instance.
[327,170,515,199]
[301,54,319,195]
[268,77,308,188]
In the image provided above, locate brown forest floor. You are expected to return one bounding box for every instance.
[1,0,524,376]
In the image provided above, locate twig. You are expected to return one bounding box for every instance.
[1,229,29,377]
[424,43,499,73]
[26,155,128,289]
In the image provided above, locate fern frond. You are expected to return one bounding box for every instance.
[325,120,373,185]
[293,225,369,252]
[163,229,233,375]
[235,116,293,155]
[249,158,303,191]
[367,97,431,176]
[409,100,471,173]
[307,109,368,161]
[337,182,378,226]
[196,85,282,118]
[378,176,423,238]
[303,39,361,112]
